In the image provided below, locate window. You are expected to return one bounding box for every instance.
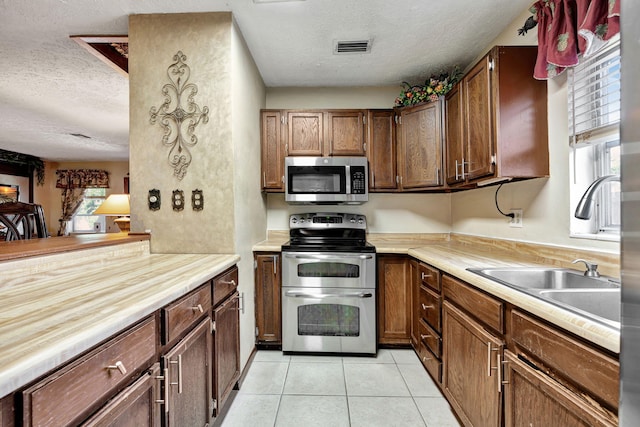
[569,37,621,240]
[72,188,106,233]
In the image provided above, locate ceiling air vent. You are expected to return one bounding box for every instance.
[334,40,371,54]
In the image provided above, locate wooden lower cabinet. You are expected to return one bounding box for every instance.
[162,318,212,427]
[442,301,503,427]
[254,252,282,345]
[212,291,241,417]
[81,363,161,427]
[378,255,411,344]
[0,395,14,427]
[503,351,616,427]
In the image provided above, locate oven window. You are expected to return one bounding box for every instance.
[298,262,360,278]
[298,304,360,337]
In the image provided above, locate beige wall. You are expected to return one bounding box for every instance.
[129,13,235,253]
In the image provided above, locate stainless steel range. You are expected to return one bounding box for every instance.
[281,212,377,355]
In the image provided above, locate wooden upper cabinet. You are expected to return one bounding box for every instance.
[287,111,324,156]
[445,46,549,187]
[326,110,366,156]
[260,110,285,191]
[367,110,398,191]
[397,101,443,189]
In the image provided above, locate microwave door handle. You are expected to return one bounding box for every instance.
[283,253,374,260]
[345,164,351,195]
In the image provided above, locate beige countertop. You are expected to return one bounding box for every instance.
[253,232,620,354]
[0,243,239,398]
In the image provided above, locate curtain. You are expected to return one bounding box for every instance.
[531,0,620,80]
[55,169,109,236]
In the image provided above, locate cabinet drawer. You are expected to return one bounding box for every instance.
[443,275,503,333]
[164,284,212,344]
[418,319,441,358]
[22,317,156,427]
[213,267,238,307]
[419,263,440,291]
[417,341,442,384]
[419,286,441,332]
[511,310,619,411]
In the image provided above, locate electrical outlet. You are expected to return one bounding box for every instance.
[509,209,523,228]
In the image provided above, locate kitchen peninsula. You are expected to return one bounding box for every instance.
[0,234,240,426]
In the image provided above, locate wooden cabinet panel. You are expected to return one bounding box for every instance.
[164,284,212,345]
[367,110,398,191]
[443,275,503,334]
[326,111,365,156]
[81,363,161,427]
[416,340,442,384]
[287,111,323,156]
[213,266,238,307]
[255,253,282,345]
[444,84,465,185]
[22,317,156,427]
[419,262,440,291]
[463,55,495,181]
[419,286,441,332]
[260,110,285,191]
[163,318,212,427]
[442,301,503,427]
[0,395,14,427]
[378,255,411,344]
[511,310,619,411]
[398,102,443,189]
[212,292,240,417]
[503,351,617,427]
[418,318,441,358]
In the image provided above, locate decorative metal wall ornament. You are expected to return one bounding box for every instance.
[172,189,185,211]
[148,189,161,211]
[149,51,209,180]
[192,189,204,211]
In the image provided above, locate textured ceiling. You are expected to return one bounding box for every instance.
[0,0,532,162]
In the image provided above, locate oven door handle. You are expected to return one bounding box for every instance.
[283,253,374,260]
[285,291,374,299]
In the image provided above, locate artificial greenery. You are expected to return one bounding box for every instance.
[0,149,45,185]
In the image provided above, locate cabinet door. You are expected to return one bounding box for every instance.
[163,318,212,427]
[442,301,503,427]
[0,395,14,427]
[367,110,398,191]
[503,351,616,427]
[326,111,365,156]
[254,253,282,345]
[261,111,285,191]
[212,292,240,417]
[81,364,161,427]
[464,55,495,181]
[377,255,411,345]
[398,102,443,189]
[286,111,323,156]
[444,84,465,185]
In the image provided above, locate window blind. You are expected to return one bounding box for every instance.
[568,38,621,144]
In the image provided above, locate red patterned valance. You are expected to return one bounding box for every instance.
[529,0,620,79]
[55,169,110,189]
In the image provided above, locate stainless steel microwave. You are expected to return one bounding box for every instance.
[285,157,368,204]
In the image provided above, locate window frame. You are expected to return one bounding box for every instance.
[71,188,106,233]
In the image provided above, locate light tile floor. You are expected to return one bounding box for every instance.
[217,349,461,427]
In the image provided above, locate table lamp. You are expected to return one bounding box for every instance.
[93,194,130,232]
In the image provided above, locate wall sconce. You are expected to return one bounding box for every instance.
[94,194,131,232]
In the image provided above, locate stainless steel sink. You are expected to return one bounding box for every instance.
[467,267,619,290]
[466,267,621,328]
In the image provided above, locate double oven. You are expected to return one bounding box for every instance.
[281,213,377,355]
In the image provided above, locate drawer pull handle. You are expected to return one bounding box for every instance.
[420,334,431,340]
[421,272,432,280]
[191,304,204,313]
[421,304,434,310]
[106,360,127,375]
[422,356,432,362]
[220,279,237,287]
[155,368,169,413]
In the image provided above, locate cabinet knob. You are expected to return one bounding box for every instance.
[106,360,127,375]
[191,304,204,313]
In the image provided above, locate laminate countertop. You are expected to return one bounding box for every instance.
[253,233,620,354]
[0,242,239,398]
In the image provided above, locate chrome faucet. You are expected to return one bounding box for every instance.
[572,259,600,277]
[574,175,620,220]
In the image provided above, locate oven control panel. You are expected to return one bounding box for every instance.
[289,212,367,229]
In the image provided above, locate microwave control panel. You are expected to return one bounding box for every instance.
[350,166,367,194]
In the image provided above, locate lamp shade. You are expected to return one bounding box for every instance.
[93,194,130,216]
